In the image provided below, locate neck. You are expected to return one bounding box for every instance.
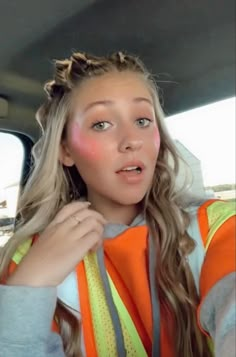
[87,192,141,225]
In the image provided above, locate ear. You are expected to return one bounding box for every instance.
[59,141,75,167]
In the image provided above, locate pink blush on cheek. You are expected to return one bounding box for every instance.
[69,123,102,160]
[153,127,161,151]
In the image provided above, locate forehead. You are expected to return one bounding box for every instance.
[71,71,152,110]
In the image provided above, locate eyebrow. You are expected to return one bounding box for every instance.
[132,97,153,106]
[83,100,113,113]
[83,97,153,113]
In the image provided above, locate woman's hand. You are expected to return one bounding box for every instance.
[7,201,107,287]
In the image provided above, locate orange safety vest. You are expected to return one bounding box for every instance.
[7,199,236,356]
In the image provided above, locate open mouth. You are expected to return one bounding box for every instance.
[116,166,145,180]
[115,162,145,182]
[119,166,143,174]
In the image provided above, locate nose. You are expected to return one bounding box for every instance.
[118,133,143,153]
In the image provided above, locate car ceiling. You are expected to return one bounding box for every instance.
[0,0,235,140]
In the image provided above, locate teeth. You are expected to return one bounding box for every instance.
[122,166,138,171]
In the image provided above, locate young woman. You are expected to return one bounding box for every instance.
[0,51,235,357]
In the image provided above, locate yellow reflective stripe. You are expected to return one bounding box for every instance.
[84,253,117,357]
[205,201,235,251]
[207,337,214,355]
[84,253,147,357]
[108,274,148,357]
[12,239,32,264]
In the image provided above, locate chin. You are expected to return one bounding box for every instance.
[111,191,146,206]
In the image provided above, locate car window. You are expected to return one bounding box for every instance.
[0,132,24,246]
[165,97,235,201]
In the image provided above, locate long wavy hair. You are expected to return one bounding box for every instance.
[0,51,211,357]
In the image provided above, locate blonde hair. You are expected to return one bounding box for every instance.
[0,51,211,357]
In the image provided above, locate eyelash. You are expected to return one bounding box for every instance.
[136,118,153,127]
[91,121,111,131]
[91,118,153,131]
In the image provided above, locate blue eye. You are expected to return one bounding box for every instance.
[92,121,111,131]
[136,118,152,127]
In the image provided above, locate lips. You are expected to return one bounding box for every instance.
[116,160,145,173]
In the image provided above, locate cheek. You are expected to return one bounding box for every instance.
[69,123,102,161]
[153,127,161,152]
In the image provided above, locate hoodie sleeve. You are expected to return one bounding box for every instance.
[199,273,235,357]
[197,200,236,357]
[0,284,65,357]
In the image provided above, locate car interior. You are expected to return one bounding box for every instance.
[0,0,235,240]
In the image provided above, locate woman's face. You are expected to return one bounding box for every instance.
[61,71,160,206]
